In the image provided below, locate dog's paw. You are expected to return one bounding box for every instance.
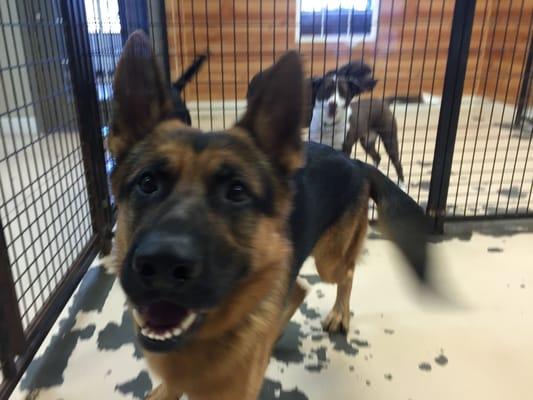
[146,384,181,400]
[322,308,350,334]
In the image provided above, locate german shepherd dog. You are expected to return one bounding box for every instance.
[110,32,430,399]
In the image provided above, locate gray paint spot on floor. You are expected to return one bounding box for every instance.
[79,324,96,340]
[498,186,522,199]
[419,362,432,371]
[435,354,448,366]
[21,324,96,389]
[351,339,370,348]
[20,266,114,390]
[487,247,503,253]
[311,334,325,342]
[300,274,321,285]
[305,347,329,372]
[418,181,431,190]
[273,321,306,364]
[349,366,355,372]
[366,380,371,386]
[299,302,321,320]
[367,232,384,240]
[384,373,392,380]
[260,379,309,400]
[520,284,526,289]
[79,265,115,312]
[97,309,142,359]
[384,329,395,335]
[328,333,359,356]
[115,370,152,399]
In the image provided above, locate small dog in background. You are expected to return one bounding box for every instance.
[169,53,208,125]
[308,62,377,149]
[248,61,410,185]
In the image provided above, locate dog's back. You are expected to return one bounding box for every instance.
[345,99,404,182]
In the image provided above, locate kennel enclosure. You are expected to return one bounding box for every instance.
[0,0,531,397]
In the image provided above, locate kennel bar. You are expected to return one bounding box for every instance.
[427,0,477,232]
[514,38,532,127]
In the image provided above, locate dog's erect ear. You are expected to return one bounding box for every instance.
[110,30,172,159]
[238,51,304,174]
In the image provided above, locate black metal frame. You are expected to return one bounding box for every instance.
[514,38,533,127]
[427,0,477,233]
[0,0,171,397]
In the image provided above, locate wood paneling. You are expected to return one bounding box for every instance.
[166,0,532,104]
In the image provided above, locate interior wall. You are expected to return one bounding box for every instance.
[166,0,531,104]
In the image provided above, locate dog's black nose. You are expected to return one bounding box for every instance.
[328,101,337,116]
[132,233,202,289]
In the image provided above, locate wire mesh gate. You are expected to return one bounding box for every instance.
[168,0,532,231]
[0,0,168,397]
[0,0,531,397]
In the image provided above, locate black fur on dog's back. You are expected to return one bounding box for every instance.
[290,142,429,284]
[170,53,208,125]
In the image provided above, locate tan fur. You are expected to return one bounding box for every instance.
[313,184,370,333]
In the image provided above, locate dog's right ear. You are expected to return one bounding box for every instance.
[237,52,305,175]
[110,30,172,160]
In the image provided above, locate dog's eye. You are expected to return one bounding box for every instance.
[225,181,250,204]
[137,171,159,194]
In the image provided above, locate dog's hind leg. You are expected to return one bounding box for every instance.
[379,127,405,184]
[358,134,381,167]
[312,195,369,333]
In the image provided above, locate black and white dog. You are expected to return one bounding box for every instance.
[307,62,377,150]
[247,61,422,186]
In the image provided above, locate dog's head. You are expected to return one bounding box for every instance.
[311,62,376,125]
[109,31,304,352]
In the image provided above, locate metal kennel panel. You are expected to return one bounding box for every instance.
[0,0,113,397]
[0,0,169,395]
[445,0,533,222]
[166,0,456,221]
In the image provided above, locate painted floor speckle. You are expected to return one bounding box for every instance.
[11,222,533,400]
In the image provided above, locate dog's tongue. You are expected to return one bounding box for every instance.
[143,301,187,329]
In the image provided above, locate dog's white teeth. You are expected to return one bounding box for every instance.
[140,312,198,341]
[181,313,196,330]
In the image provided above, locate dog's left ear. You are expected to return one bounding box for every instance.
[110,30,173,159]
[238,51,304,174]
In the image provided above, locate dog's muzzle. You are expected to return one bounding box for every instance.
[123,230,206,351]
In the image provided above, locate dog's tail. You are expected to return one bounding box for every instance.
[362,162,430,283]
[172,53,208,92]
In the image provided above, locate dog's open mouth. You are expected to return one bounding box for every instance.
[132,301,201,351]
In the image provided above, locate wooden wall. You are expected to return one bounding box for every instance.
[165,0,532,104]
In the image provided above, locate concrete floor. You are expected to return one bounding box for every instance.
[11,221,533,400]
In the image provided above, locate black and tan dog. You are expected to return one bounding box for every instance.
[110,31,431,400]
